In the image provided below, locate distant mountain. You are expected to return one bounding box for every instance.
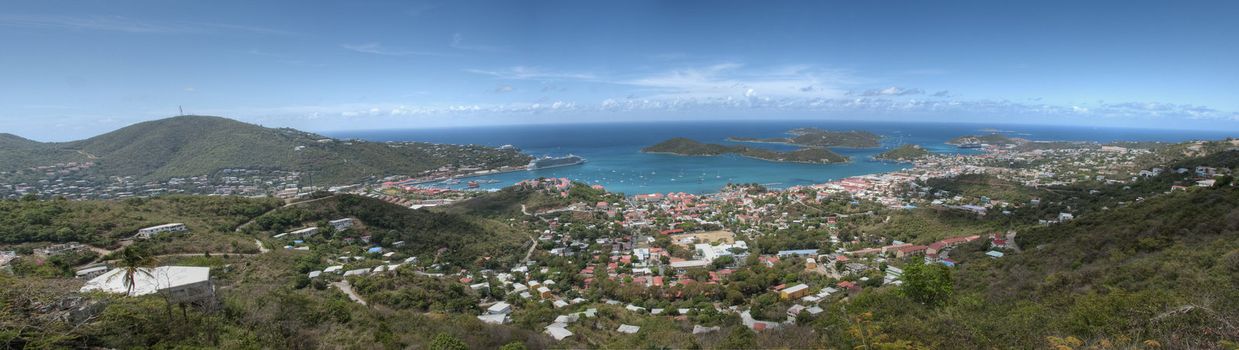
[0,115,531,184]
[729,128,882,148]
[643,137,848,163]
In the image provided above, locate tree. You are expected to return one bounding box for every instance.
[898,260,953,307]
[114,246,158,296]
[429,332,467,350]
[499,341,528,350]
[716,327,756,349]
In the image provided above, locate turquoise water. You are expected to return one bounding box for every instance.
[325,120,1234,195]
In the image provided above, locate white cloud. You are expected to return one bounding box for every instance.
[465,66,598,80]
[341,43,449,57]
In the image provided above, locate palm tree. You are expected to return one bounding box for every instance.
[113,246,158,296]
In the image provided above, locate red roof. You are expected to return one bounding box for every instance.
[660,228,684,235]
[753,323,767,331]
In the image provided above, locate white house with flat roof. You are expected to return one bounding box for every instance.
[329,218,353,231]
[80,266,214,303]
[136,223,187,239]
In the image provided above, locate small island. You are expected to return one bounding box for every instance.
[947,133,1023,146]
[728,128,881,148]
[874,144,931,161]
[642,137,848,164]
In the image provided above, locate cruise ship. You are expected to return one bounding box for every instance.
[528,154,586,170]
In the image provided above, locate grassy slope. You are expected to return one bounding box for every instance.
[0,196,282,249]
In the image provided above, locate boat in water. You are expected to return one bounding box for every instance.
[467,181,480,188]
[528,154,586,170]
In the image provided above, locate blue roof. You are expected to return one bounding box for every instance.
[367,247,382,253]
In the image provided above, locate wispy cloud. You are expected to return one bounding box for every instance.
[851,86,924,97]
[341,43,450,57]
[465,66,598,80]
[450,33,507,52]
[0,14,292,35]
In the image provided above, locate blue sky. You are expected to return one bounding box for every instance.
[2,0,1237,141]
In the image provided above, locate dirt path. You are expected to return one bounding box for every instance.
[332,280,367,305]
[255,239,270,253]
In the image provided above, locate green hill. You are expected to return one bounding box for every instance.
[875,144,931,161]
[643,137,847,163]
[1,115,531,184]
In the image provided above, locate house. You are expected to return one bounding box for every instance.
[777,249,818,257]
[894,245,928,258]
[487,302,512,315]
[617,324,640,334]
[136,223,187,239]
[477,313,507,324]
[986,251,1005,258]
[81,266,214,303]
[285,227,319,238]
[74,265,110,279]
[779,283,810,300]
[329,218,353,231]
[669,260,710,270]
[544,325,573,341]
[34,242,84,256]
[787,304,806,318]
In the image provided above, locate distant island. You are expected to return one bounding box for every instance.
[875,144,932,161]
[642,137,848,164]
[728,127,881,148]
[947,133,1024,146]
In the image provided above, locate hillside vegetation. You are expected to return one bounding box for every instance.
[643,137,847,164]
[0,195,281,248]
[875,144,931,161]
[250,194,529,266]
[1,115,531,184]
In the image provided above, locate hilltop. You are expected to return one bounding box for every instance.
[874,144,931,161]
[0,115,530,184]
[729,128,881,148]
[643,137,848,164]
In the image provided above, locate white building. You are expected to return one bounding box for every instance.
[329,218,353,231]
[136,223,187,239]
[287,227,319,237]
[694,240,748,262]
[80,266,214,303]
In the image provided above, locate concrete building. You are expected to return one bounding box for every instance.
[779,283,810,300]
[80,266,214,303]
[136,223,187,239]
[329,218,353,231]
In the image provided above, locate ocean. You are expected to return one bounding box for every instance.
[325,120,1234,195]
